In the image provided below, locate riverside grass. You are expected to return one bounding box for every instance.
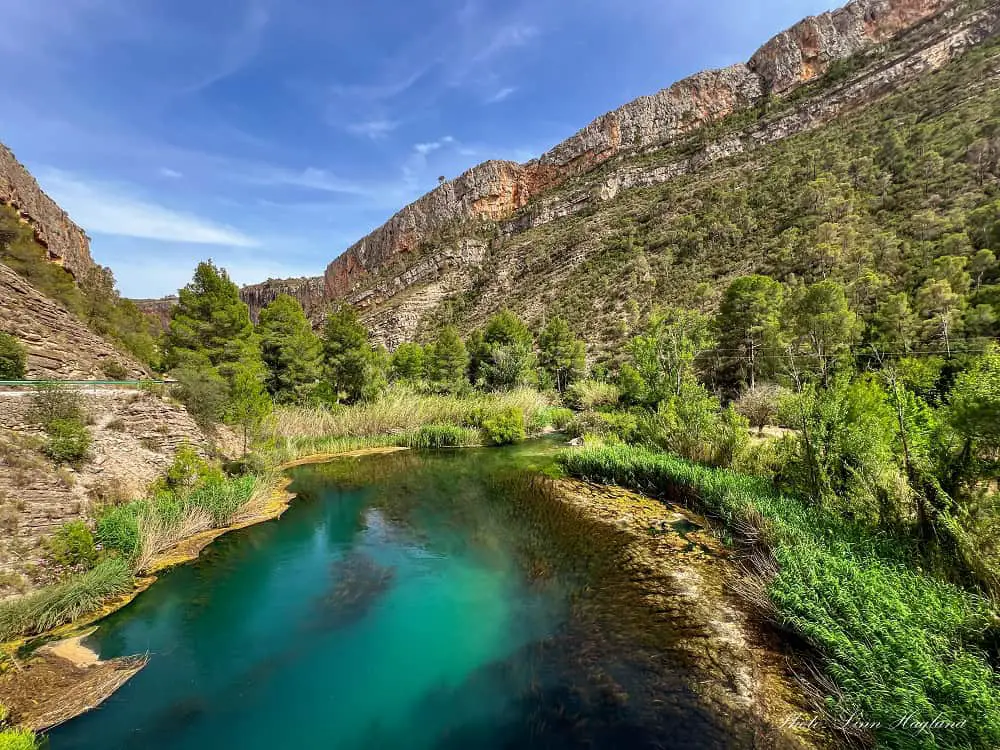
[0,727,37,750]
[268,386,551,440]
[558,443,1000,750]
[96,474,266,572]
[264,386,561,463]
[0,474,266,644]
[0,558,133,642]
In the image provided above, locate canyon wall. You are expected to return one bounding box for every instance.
[313,0,951,306]
[0,144,93,279]
[0,264,147,379]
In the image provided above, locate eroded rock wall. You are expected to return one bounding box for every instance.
[239,276,327,322]
[0,389,221,594]
[319,0,953,304]
[0,264,147,379]
[0,145,93,279]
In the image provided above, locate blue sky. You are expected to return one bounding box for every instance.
[0,0,835,298]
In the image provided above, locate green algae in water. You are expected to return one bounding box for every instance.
[48,443,750,749]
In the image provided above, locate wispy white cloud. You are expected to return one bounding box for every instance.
[330,68,431,103]
[240,165,374,196]
[485,86,517,104]
[472,24,539,63]
[414,136,455,156]
[159,167,183,179]
[181,0,271,94]
[346,119,398,139]
[39,170,259,247]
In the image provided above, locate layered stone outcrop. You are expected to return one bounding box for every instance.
[0,389,219,593]
[0,144,93,279]
[0,264,147,379]
[239,276,327,321]
[132,296,178,330]
[317,0,953,305]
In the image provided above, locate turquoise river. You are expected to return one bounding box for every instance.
[48,441,754,749]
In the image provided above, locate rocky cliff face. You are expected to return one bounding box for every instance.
[312,0,952,311]
[0,264,147,379]
[239,277,327,322]
[0,144,93,279]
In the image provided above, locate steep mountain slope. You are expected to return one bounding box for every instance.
[0,151,228,598]
[235,0,1000,350]
[0,264,145,379]
[0,145,93,279]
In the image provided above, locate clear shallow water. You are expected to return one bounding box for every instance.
[49,442,742,749]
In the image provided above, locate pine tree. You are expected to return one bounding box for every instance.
[426,326,468,393]
[716,275,785,390]
[164,261,259,376]
[538,316,586,394]
[786,280,860,384]
[390,343,426,383]
[321,304,372,403]
[472,310,535,390]
[257,294,321,403]
[226,362,272,456]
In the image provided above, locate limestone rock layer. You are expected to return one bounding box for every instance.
[316,0,951,304]
[0,145,93,279]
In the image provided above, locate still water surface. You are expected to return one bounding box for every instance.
[50,442,739,749]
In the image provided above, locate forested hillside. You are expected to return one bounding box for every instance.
[419,20,1000,367]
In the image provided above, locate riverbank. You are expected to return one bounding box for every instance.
[546,477,827,749]
[559,443,1000,748]
[0,447,409,733]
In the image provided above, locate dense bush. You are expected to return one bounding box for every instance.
[42,418,91,463]
[161,445,222,491]
[480,407,526,446]
[169,364,229,426]
[100,359,129,380]
[565,379,621,410]
[44,520,98,570]
[29,385,84,426]
[634,383,749,467]
[566,410,639,442]
[0,333,26,380]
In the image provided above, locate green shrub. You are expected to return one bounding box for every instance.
[566,410,639,442]
[100,359,129,380]
[44,520,98,570]
[0,557,133,640]
[29,385,84,426]
[565,379,621,410]
[169,365,229,426]
[161,445,223,492]
[0,333,26,380]
[530,406,573,433]
[410,424,478,448]
[42,418,91,463]
[481,407,526,445]
[0,728,37,750]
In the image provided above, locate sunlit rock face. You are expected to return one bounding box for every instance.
[0,144,93,279]
[239,277,328,321]
[315,0,954,307]
[749,0,950,93]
